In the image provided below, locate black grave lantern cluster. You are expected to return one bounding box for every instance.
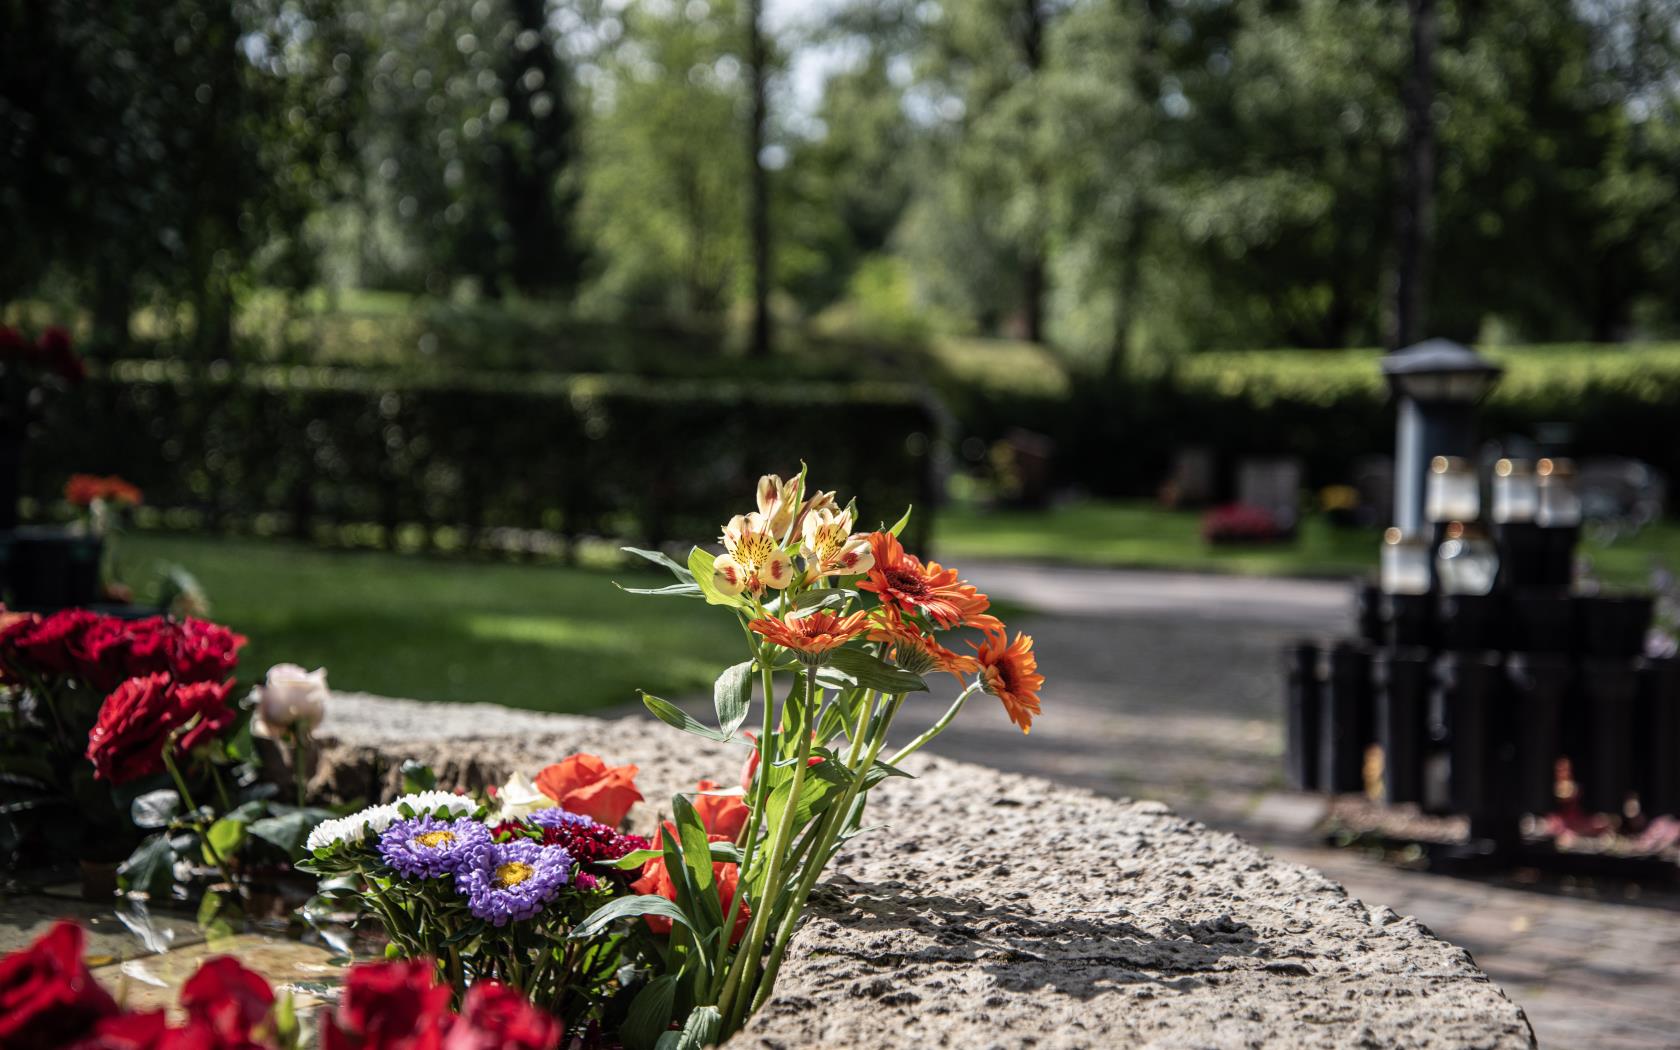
[1283,340,1678,874]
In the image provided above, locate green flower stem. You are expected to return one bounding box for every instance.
[707,657,781,1002]
[719,665,817,1029]
[750,691,905,1014]
[160,737,200,815]
[293,730,310,809]
[887,682,983,766]
[208,761,233,812]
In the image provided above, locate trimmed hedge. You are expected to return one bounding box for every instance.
[943,343,1680,499]
[29,361,940,554]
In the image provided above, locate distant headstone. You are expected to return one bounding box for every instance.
[1164,446,1216,507]
[1237,457,1303,531]
[1353,455,1394,528]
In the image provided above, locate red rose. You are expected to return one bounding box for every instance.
[86,674,236,784]
[0,920,120,1048]
[179,957,274,1049]
[63,1010,171,1050]
[443,982,563,1050]
[533,754,643,827]
[0,324,30,361]
[39,326,85,385]
[691,779,748,841]
[320,959,453,1050]
[4,609,100,676]
[169,618,247,684]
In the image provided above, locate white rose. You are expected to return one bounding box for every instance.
[256,663,328,735]
[496,770,557,821]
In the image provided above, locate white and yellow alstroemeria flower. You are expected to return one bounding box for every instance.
[801,506,874,579]
[496,770,558,820]
[756,474,802,540]
[715,511,795,597]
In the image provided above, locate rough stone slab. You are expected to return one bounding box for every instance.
[315,694,1536,1049]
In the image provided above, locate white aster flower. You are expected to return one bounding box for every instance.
[394,790,475,818]
[305,803,398,853]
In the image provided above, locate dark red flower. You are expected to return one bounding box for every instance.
[179,957,274,1049]
[39,326,85,385]
[85,674,236,784]
[168,618,246,685]
[443,982,563,1050]
[63,1010,171,1050]
[320,959,453,1050]
[3,609,100,676]
[0,325,31,361]
[0,920,120,1049]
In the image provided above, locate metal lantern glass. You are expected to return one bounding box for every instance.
[1491,458,1538,524]
[1381,527,1432,595]
[1436,522,1498,595]
[1536,458,1582,527]
[1426,456,1480,523]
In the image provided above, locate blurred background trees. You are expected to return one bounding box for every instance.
[4,0,1679,367]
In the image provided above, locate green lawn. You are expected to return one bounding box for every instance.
[119,534,741,713]
[934,500,1680,589]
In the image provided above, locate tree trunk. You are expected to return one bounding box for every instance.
[1105,204,1147,383]
[746,0,772,359]
[1391,0,1437,350]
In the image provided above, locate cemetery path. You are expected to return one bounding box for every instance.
[936,560,1680,1050]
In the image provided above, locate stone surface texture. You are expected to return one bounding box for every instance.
[317,693,1536,1050]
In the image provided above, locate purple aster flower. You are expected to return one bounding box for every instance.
[455,839,573,925]
[530,808,595,832]
[379,815,491,879]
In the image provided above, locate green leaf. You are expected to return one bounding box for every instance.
[130,789,181,830]
[824,648,928,694]
[675,1005,723,1050]
[764,774,834,848]
[602,848,662,870]
[400,761,436,794]
[887,505,913,537]
[688,547,745,609]
[118,834,177,897]
[204,815,248,864]
[571,895,694,940]
[615,581,703,598]
[642,693,731,742]
[623,975,680,1050]
[622,547,695,582]
[249,807,337,858]
[671,797,723,939]
[713,661,754,737]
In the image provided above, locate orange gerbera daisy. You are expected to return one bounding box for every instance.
[749,609,870,657]
[948,583,1004,639]
[857,532,970,628]
[868,608,979,680]
[973,631,1043,734]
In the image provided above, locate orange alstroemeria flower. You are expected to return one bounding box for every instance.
[749,610,870,656]
[692,779,749,840]
[973,631,1044,735]
[868,609,979,680]
[857,532,972,629]
[534,754,644,827]
[631,826,750,944]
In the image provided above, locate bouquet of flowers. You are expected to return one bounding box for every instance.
[309,469,1043,1047]
[0,608,331,914]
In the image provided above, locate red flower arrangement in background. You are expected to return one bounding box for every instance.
[65,473,143,508]
[0,324,85,385]
[1200,503,1285,545]
[0,608,248,783]
[0,922,566,1050]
